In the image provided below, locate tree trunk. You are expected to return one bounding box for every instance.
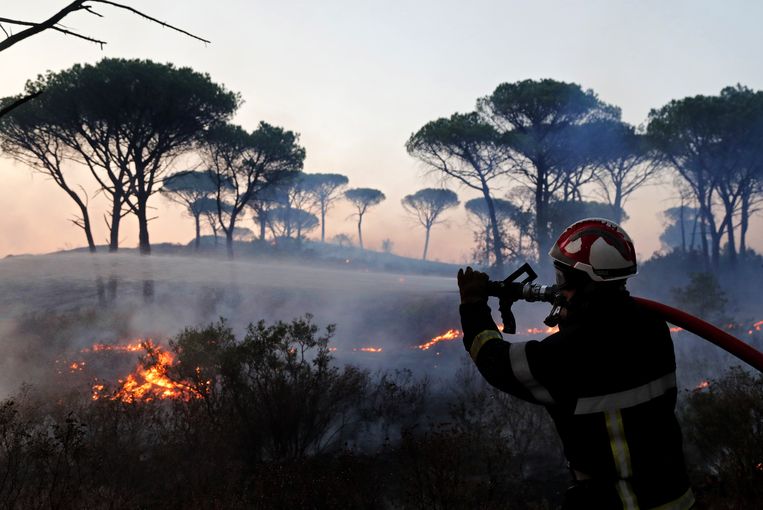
[722,200,737,265]
[137,200,151,255]
[108,216,120,252]
[226,230,234,258]
[225,215,236,259]
[698,199,710,269]
[708,218,721,269]
[259,216,267,241]
[482,187,504,273]
[66,188,97,252]
[739,192,750,257]
[613,187,624,224]
[422,226,431,261]
[689,212,698,252]
[679,203,686,253]
[131,157,152,255]
[108,190,123,252]
[321,205,327,243]
[285,204,292,239]
[534,165,552,260]
[210,219,219,246]
[194,213,201,251]
[484,227,491,265]
[357,215,364,251]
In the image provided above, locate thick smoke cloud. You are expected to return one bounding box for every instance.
[0,253,470,396]
[1,252,757,398]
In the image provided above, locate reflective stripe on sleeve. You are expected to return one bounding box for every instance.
[574,373,676,415]
[606,410,639,509]
[616,480,640,510]
[648,488,695,510]
[509,342,555,405]
[469,330,502,361]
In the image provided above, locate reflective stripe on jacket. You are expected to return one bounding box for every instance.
[460,292,693,510]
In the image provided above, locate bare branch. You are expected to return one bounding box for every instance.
[50,24,107,47]
[0,91,43,118]
[0,2,86,52]
[82,6,104,18]
[0,17,38,28]
[90,0,211,44]
[0,0,210,53]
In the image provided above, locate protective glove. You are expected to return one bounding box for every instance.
[457,266,489,304]
[498,296,517,334]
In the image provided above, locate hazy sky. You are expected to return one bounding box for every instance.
[2,0,762,261]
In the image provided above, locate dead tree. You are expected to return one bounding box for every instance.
[0,1,209,118]
[0,1,208,53]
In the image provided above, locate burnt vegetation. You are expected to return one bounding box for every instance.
[0,309,759,509]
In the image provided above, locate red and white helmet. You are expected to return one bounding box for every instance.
[549,218,637,283]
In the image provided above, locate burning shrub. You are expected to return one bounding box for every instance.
[681,367,763,508]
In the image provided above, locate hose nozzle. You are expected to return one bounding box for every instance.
[484,263,560,334]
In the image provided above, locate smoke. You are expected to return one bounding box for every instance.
[1,251,757,399]
[0,252,477,396]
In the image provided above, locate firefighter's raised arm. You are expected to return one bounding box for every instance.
[457,266,553,405]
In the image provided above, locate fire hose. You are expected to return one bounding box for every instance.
[632,297,763,373]
[487,263,763,373]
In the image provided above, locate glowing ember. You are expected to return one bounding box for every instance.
[756,462,763,472]
[89,340,201,403]
[693,380,711,392]
[669,327,684,333]
[69,361,85,372]
[353,347,383,353]
[82,343,144,353]
[526,326,559,335]
[417,329,461,350]
[754,320,763,332]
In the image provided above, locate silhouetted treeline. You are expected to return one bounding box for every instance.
[4,66,763,267]
[408,80,763,272]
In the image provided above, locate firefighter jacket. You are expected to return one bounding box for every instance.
[460,289,694,510]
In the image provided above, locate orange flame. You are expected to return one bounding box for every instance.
[82,342,144,353]
[670,319,763,335]
[69,361,85,372]
[417,329,460,350]
[693,380,710,392]
[353,347,383,353]
[90,340,201,403]
[526,326,559,335]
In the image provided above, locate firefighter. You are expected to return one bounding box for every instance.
[457,218,694,510]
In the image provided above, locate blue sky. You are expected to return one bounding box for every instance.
[1,0,762,260]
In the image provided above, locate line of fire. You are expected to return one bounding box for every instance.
[55,318,762,404]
